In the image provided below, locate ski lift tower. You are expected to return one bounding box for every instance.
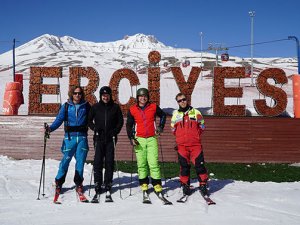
[249,11,255,86]
[288,36,300,74]
[207,43,228,66]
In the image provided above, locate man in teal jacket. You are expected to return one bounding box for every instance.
[46,86,90,202]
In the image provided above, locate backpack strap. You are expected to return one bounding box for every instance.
[64,103,71,140]
[64,102,89,140]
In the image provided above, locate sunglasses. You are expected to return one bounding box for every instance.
[73,92,82,96]
[177,98,187,103]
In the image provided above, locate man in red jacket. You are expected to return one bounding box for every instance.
[171,93,209,197]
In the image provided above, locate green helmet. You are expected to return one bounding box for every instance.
[136,88,149,98]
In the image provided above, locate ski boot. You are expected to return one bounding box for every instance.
[53,182,61,204]
[199,183,208,196]
[182,183,190,196]
[76,184,89,203]
[154,184,172,205]
[104,184,113,202]
[141,184,151,204]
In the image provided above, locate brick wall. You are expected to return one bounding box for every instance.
[0,116,299,163]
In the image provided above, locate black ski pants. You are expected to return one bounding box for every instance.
[93,140,114,190]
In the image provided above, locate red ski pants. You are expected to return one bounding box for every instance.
[177,145,208,186]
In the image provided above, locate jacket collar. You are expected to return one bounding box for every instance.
[178,105,192,113]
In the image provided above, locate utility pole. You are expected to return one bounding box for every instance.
[288,36,300,74]
[13,38,16,82]
[200,32,203,80]
[207,43,228,66]
[249,11,255,86]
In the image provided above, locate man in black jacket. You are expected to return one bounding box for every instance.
[88,86,124,203]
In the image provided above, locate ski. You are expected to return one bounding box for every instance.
[105,191,113,203]
[199,191,216,205]
[142,190,152,204]
[155,192,173,205]
[177,194,188,203]
[90,193,100,203]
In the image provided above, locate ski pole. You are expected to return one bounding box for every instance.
[88,166,93,197]
[158,135,168,197]
[89,132,96,197]
[113,136,122,199]
[37,123,50,200]
[129,144,134,196]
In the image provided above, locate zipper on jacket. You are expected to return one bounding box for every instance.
[104,106,107,141]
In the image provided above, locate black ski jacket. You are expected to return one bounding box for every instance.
[88,100,124,143]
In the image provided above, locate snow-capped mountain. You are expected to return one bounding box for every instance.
[17,33,171,53]
[0,33,181,76]
[0,33,297,77]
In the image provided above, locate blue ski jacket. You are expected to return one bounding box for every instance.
[50,100,90,137]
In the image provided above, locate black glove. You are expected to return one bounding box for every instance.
[155,126,163,135]
[94,130,105,142]
[44,123,50,138]
[108,129,117,139]
[130,138,139,146]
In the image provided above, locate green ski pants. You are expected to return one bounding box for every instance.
[134,136,161,181]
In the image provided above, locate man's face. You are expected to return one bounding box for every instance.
[138,95,148,106]
[72,88,82,103]
[101,93,110,103]
[176,95,187,108]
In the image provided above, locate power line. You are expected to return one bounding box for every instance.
[0,40,20,44]
[226,38,289,49]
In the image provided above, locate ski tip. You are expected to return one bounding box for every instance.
[142,200,152,204]
[176,195,188,203]
[90,200,99,204]
[164,202,173,205]
[208,201,216,205]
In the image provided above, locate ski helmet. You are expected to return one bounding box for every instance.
[99,86,112,97]
[136,88,149,98]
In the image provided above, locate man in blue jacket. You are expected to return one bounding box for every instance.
[46,86,91,203]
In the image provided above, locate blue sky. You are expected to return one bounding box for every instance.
[1,0,299,58]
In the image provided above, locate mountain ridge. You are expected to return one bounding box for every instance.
[0,33,297,77]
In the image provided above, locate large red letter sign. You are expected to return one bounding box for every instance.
[254,68,288,116]
[213,67,246,116]
[28,67,62,115]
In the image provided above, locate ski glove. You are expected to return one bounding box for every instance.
[155,126,163,135]
[200,124,205,130]
[44,123,51,138]
[108,129,118,139]
[130,138,139,146]
[174,144,178,151]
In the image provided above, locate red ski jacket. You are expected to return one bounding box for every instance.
[171,107,205,146]
[126,103,166,138]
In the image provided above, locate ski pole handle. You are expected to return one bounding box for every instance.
[44,123,50,139]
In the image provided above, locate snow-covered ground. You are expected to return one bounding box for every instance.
[0,155,299,225]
